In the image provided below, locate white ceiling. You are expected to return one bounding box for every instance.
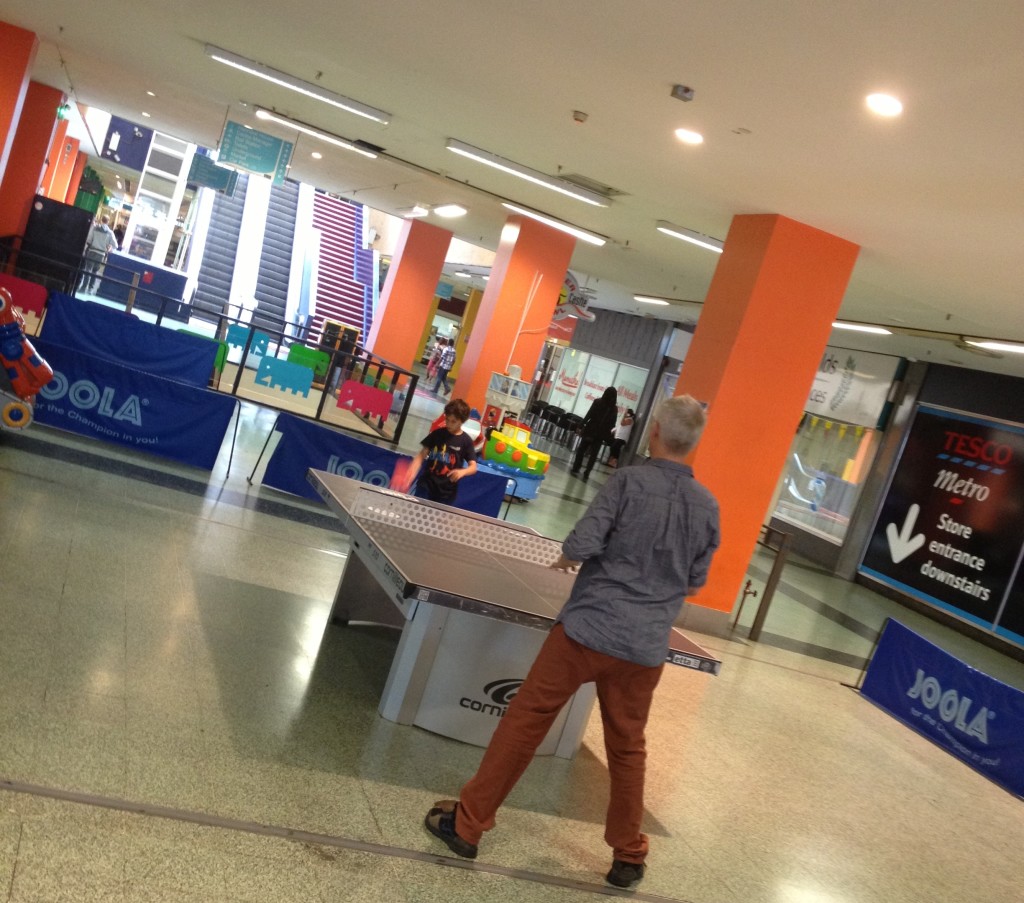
[4,1,1024,375]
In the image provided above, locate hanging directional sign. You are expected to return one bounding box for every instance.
[860,405,1024,632]
[218,121,293,185]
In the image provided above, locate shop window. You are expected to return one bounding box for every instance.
[771,415,881,543]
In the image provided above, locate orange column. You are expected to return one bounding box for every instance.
[65,150,88,204]
[0,81,65,238]
[679,213,860,614]
[365,218,452,367]
[449,287,483,382]
[453,215,575,409]
[0,22,38,177]
[40,120,75,199]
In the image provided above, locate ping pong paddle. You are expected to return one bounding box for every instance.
[391,457,414,492]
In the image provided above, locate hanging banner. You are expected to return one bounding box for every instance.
[806,347,902,428]
[262,413,507,517]
[187,153,239,195]
[861,619,1024,798]
[860,405,1024,635]
[31,339,236,470]
[218,121,293,185]
[101,116,154,172]
[552,271,596,321]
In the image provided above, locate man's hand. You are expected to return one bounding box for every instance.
[550,554,581,572]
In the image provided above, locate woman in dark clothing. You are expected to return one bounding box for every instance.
[571,386,618,480]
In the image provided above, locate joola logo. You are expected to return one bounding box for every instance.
[325,455,390,486]
[40,371,146,426]
[907,669,993,744]
[460,678,523,718]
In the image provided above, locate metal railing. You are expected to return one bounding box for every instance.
[732,525,792,641]
[1,238,416,443]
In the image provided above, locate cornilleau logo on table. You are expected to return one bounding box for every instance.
[460,678,523,718]
[40,371,147,425]
[907,669,993,743]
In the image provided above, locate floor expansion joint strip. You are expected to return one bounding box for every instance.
[0,777,691,902]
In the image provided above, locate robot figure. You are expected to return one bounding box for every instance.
[0,287,54,431]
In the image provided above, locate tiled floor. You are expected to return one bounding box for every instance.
[2,392,1022,902]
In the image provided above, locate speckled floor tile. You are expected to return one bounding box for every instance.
[5,407,1024,903]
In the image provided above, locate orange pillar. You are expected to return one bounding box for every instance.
[450,287,483,382]
[65,150,88,204]
[365,218,452,367]
[40,120,76,200]
[0,22,38,177]
[0,81,65,238]
[679,213,860,616]
[454,216,575,409]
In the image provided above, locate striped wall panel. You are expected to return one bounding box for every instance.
[311,192,371,340]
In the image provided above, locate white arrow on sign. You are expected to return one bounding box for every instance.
[886,504,926,563]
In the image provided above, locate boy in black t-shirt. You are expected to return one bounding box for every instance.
[401,398,478,504]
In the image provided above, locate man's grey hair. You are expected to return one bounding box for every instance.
[653,395,706,454]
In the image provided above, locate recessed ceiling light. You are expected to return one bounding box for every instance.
[433,204,468,218]
[146,90,156,97]
[401,205,429,218]
[141,111,151,118]
[311,151,323,159]
[866,93,903,117]
[674,128,704,145]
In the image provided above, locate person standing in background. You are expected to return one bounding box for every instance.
[608,408,635,467]
[426,337,446,381]
[80,215,118,294]
[433,339,458,395]
[571,386,618,480]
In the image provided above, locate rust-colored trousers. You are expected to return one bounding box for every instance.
[455,623,664,863]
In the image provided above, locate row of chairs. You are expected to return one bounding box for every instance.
[524,401,583,448]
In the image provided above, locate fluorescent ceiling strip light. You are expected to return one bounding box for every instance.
[656,220,723,253]
[448,139,609,207]
[633,295,671,306]
[255,109,377,158]
[501,203,607,246]
[832,321,892,335]
[964,339,1024,354]
[206,45,391,125]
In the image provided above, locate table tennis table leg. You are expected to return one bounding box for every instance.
[379,602,449,724]
[330,551,407,629]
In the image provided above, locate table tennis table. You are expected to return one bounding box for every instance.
[309,470,721,758]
